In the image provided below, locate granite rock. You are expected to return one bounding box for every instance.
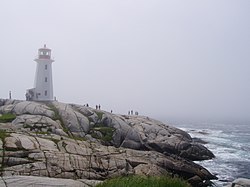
[0,99,217,186]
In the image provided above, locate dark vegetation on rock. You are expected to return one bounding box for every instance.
[0,99,217,187]
[0,113,16,123]
[96,175,191,187]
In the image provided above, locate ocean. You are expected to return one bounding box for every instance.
[173,122,250,187]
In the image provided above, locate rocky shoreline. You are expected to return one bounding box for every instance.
[0,99,217,186]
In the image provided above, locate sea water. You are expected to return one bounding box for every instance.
[174,122,250,187]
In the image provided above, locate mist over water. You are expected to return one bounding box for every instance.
[0,1,250,124]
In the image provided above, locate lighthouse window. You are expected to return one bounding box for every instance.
[45,65,47,70]
[45,90,47,96]
[45,77,48,82]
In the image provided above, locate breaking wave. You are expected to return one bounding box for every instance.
[177,123,250,187]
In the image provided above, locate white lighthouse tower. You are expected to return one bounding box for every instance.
[26,45,54,101]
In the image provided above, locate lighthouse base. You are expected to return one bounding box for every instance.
[26,88,54,101]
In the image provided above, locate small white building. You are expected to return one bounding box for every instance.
[26,45,54,101]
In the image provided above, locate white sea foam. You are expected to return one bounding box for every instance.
[177,123,250,187]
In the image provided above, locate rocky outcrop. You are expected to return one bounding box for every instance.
[0,100,54,118]
[110,114,214,160]
[0,99,217,186]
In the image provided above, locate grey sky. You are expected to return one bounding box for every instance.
[1,0,250,123]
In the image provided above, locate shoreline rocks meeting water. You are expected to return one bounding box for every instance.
[0,99,217,186]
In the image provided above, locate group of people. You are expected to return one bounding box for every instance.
[128,110,139,115]
[83,103,101,110]
[83,103,140,116]
[95,104,101,110]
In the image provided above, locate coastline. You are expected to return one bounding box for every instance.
[174,122,250,187]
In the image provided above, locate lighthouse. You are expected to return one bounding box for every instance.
[26,45,54,101]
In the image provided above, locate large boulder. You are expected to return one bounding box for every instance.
[52,102,90,137]
[100,114,214,161]
[11,114,67,136]
[0,100,54,118]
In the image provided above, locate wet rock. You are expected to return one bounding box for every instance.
[226,178,250,187]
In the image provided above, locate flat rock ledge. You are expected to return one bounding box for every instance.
[0,175,102,187]
[0,99,217,186]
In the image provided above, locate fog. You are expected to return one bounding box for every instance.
[1,0,250,123]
